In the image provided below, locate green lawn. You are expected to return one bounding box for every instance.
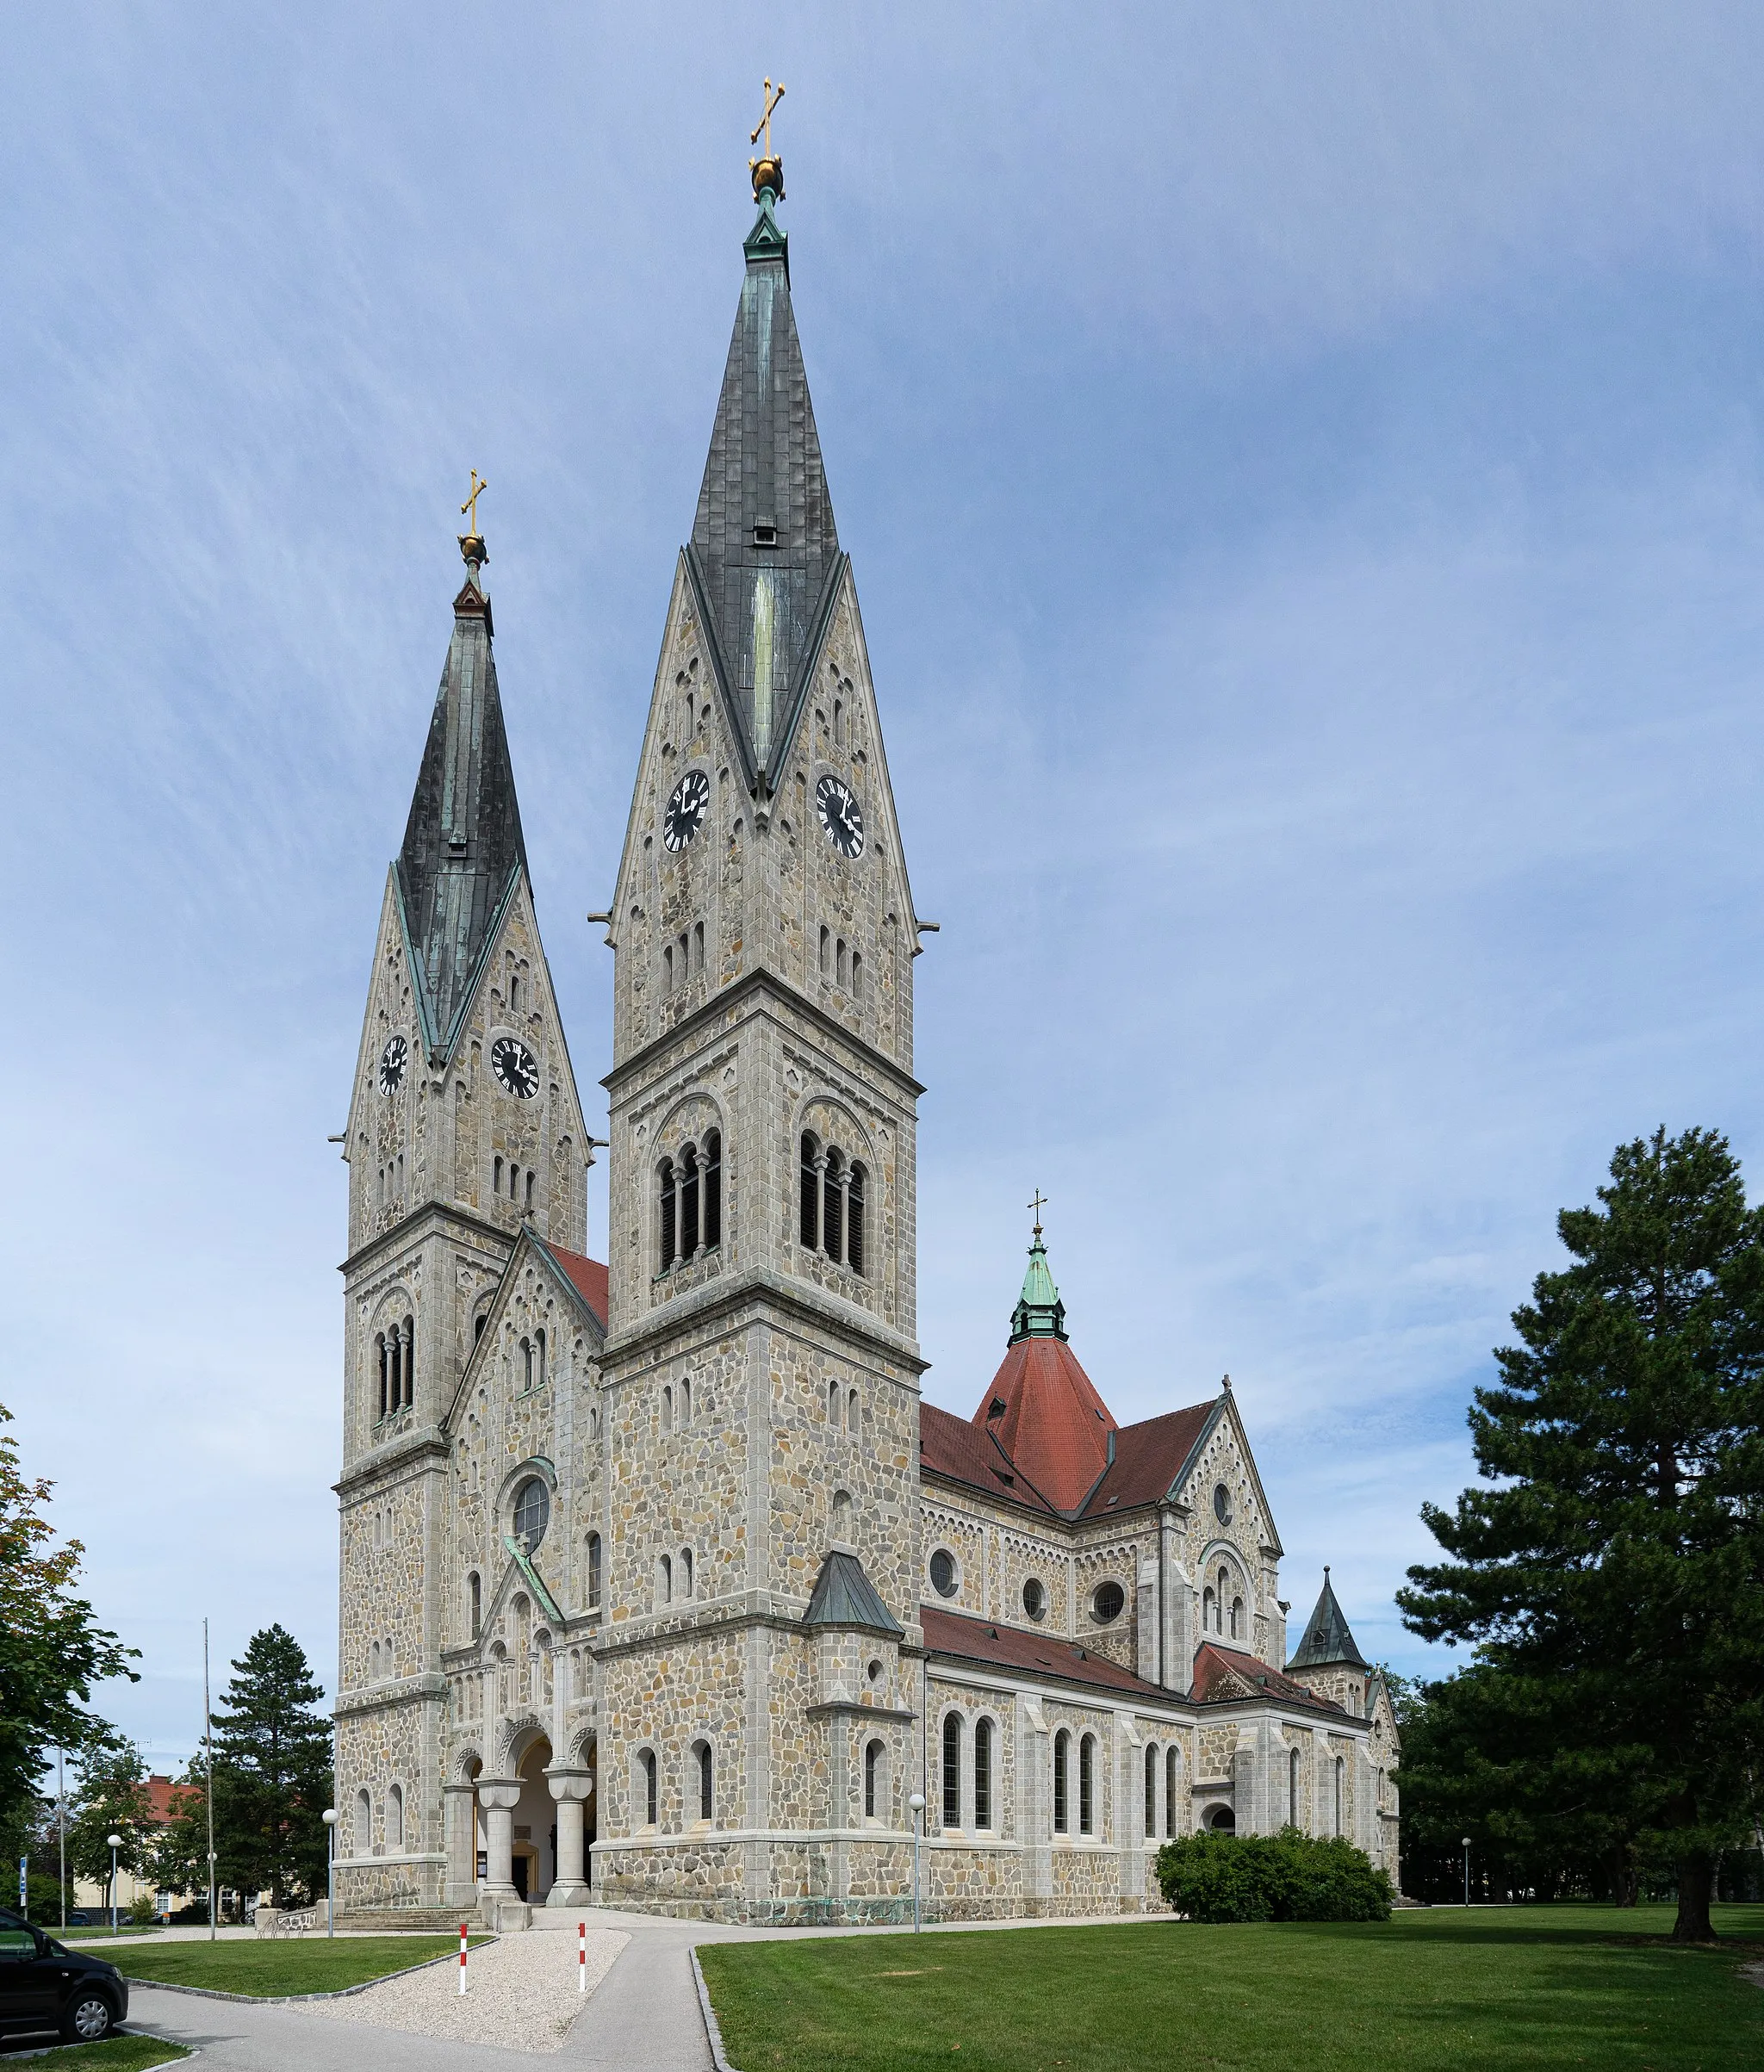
[95,1934,484,1997]
[17,2039,190,2070]
[696,1904,1764,2072]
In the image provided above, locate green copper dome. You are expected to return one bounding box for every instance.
[1009,1230,1068,1344]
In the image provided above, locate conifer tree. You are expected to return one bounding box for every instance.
[1401,1126,1764,1940]
[176,1626,332,1907]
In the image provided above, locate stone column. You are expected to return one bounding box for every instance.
[476,1780,521,1911]
[442,1783,477,1908]
[545,1768,593,1907]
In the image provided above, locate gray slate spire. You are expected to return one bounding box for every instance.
[395,542,529,1061]
[685,188,845,789]
[1286,1567,1370,1672]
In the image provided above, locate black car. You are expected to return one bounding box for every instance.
[0,1908,128,2043]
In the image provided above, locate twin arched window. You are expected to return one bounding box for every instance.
[519,1330,546,1392]
[376,1315,414,1419]
[799,1133,866,1275]
[817,926,862,995]
[658,1131,722,1272]
[586,1532,602,1611]
[1203,1564,1247,1640]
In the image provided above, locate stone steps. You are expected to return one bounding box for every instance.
[335,1907,471,1934]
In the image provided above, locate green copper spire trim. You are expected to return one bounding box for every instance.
[1009,1229,1069,1345]
[743,189,788,280]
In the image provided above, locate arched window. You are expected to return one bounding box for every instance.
[679,1547,694,1598]
[586,1533,602,1610]
[512,1477,550,1551]
[823,1149,844,1263]
[1217,1568,1230,1634]
[1166,1746,1179,1838]
[1289,1746,1301,1826]
[1079,1734,1096,1835]
[376,1332,388,1418]
[693,921,705,977]
[661,1384,674,1433]
[851,950,861,995]
[865,1738,884,1820]
[847,1387,860,1431]
[799,1134,820,1249]
[831,1489,853,1542]
[1230,1596,1244,1641]
[370,1640,381,1683]
[836,937,848,987]
[353,1788,370,1855]
[659,1158,677,1271]
[828,1378,841,1422]
[469,1572,481,1640]
[1145,1743,1158,1838]
[695,1740,713,1822]
[848,1163,866,1276]
[680,1376,692,1424]
[1053,1730,1070,1834]
[521,1338,534,1391]
[494,1155,504,1197]
[401,1317,413,1407]
[819,925,830,977]
[974,1717,993,1830]
[535,1329,546,1387]
[1334,1756,1345,1836]
[658,1553,673,1604]
[475,1310,488,1344]
[640,1749,658,1827]
[525,1169,536,1211]
[703,1131,722,1249]
[1202,1586,1215,1632]
[663,943,674,992]
[941,1712,962,1829]
[387,1782,404,1849]
[680,1144,700,1258]
[834,698,844,746]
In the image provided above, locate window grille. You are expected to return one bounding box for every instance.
[703,1131,722,1248]
[799,1136,819,1249]
[659,1160,677,1270]
[941,1713,962,1829]
[974,1717,992,1830]
[1053,1731,1069,1834]
[1079,1734,1096,1834]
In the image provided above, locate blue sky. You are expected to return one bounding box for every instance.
[7,4,1764,1765]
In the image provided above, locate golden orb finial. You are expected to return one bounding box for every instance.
[748,77,786,202]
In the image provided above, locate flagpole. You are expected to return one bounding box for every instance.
[204,1619,216,1942]
[57,1746,65,1930]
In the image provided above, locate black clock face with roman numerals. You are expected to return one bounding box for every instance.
[816,774,865,859]
[378,1034,407,1094]
[491,1035,539,1099]
[664,770,710,852]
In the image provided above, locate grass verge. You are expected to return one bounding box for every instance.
[696,1902,1764,2072]
[3,2038,191,2069]
[96,1934,486,1997]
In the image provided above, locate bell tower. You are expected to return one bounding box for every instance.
[592,151,930,1914]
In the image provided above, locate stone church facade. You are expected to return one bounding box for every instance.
[331,165,1401,1926]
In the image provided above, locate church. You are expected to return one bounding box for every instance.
[331,149,1401,1926]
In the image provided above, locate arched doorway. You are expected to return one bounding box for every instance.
[1208,1806,1236,1832]
[509,1736,554,1902]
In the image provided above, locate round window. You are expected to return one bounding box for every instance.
[1091,1579,1126,1624]
[1214,1483,1233,1526]
[866,1657,885,1684]
[512,1477,550,1551]
[929,1548,959,1598]
[1022,1578,1047,1622]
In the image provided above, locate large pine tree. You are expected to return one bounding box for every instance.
[178,1626,333,1907]
[1400,1126,1764,1940]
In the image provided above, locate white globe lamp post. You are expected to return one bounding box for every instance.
[322,1808,339,1938]
[908,1793,926,1933]
[106,1836,121,1937]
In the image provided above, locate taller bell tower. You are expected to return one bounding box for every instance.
[593,158,930,1914]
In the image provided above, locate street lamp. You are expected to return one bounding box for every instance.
[106,1836,121,1937]
[908,1793,926,1934]
[1463,1836,1472,1909]
[321,1809,338,1939]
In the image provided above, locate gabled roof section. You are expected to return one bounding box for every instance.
[804,1549,904,1636]
[922,1606,1171,1702]
[1287,1569,1370,1672]
[920,1402,1059,1517]
[394,543,529,1063]
[686,188,842,788]
[530,1236,608,1335]
[1192,1641,1348,1715]
[1077,1402,1216,1518]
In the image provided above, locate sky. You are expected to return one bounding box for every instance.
[7,3,1764,1769]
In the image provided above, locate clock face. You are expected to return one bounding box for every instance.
[491,1034,539,1100]
[378,1034,407,1095]
[816,774,865,859]
[664,770,710,852]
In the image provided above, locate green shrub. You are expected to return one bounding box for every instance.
[1156,1828,1393,1923]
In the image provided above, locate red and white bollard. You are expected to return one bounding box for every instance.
[578,1920,587,1993]
[458,1922,469,1996]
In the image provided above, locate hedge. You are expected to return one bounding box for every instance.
[1155,1828,1394,1923]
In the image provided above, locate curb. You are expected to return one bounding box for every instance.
[690,1947,739,2072]
[116,1938,497,2006]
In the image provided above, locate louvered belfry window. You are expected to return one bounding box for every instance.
[703,1131,723,1248]
[659,1159,677,1271]
[823,1150,844,1263]
[680,1145,700,1258]
[847,1163,866,1276]
[799,1135,820,1249]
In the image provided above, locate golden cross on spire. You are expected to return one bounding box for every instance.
[460,469,488,538]
[1028,1189,1049,1235]
[749,77,786,160]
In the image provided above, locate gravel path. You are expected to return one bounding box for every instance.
[297,1928,629,2054]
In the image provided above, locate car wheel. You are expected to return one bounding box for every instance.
[64,1992,115,2043]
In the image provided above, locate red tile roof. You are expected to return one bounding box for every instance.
[922,1606,1172,1701]
[920,1403,1059,1516]
[1077,1403,1216,1518]
[971,1336,1117,1513]
[1190,1642,1346,1715]
[543,1245,608,1330]
[141,1776,195,1825]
